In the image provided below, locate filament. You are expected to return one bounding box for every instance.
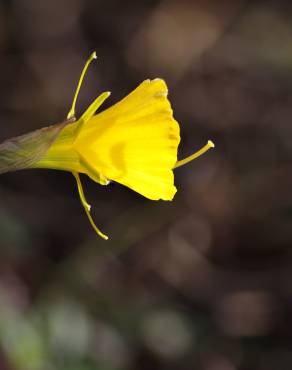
[67,51,97,120]
[72,171,109,240]
[174,140,215,169]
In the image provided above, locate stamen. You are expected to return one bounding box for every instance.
[174,140,215,169]
[67,51,97,120]
[72,172,109,240]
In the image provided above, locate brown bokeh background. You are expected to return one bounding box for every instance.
[0,0,292,369]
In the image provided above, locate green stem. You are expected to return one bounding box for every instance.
[0,121,70,175]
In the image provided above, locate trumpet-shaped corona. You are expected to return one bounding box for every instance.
[30,52,215,239]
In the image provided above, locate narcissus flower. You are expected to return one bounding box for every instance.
[0,52,214,240]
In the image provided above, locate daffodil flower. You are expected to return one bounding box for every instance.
[0,52,214,240]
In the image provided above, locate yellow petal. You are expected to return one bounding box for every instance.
[74,79,180,200]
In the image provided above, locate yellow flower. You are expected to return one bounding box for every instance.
[31,52,214,240]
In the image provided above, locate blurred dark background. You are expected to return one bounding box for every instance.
[0,0,292,369]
